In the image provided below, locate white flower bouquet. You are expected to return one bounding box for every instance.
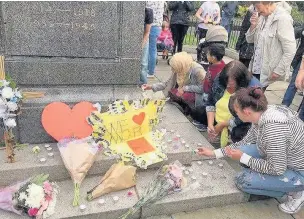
[0,174,59,218]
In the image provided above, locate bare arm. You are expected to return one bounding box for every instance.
[296,57,304,90]
[195,7,204,22]
[207,111,215,128]
[142,23,152,48]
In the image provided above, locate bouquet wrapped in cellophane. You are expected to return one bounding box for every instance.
[119,161,186,219]
[0,174,59,218]
[57,137,101,206]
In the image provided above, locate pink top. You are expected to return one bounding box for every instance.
[157,29,174,46]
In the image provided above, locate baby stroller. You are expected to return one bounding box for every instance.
[157,38,174,60]
[196,25,228,70]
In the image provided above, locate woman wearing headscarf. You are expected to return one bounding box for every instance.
[142,52,206,116]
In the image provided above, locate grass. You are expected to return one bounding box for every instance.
[183,33,197,46]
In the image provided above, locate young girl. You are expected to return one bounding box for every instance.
[198,87,304,214]
[157,21,174,59]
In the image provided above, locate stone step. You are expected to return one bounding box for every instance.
[0,174,140,219]
[1,103,215,185]
[137,160,248,218]
[0,160,248,219]
[17,85,144,144]
[145,199,294,219]
[2,102,216,185]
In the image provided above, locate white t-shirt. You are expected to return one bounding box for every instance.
[146,1,165,27]
[198,1,220,29]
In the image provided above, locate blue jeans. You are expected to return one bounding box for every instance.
[299,97,304,122]
[148,26,161,75]
[282,62,301,107]
[140,40,149,84]
[235,144,304,198]
[221,13,232,38]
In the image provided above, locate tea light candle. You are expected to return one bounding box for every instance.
[48,153,54,157]
[113,196,119,202]
[202,172,208,177]
[197,143,202,147]
[47,147,52,151]
[181,140,186,145]
[40,158,46,163]
[170,130,174,133]
[208,160,213,165]
[188,168,193,172]
[185,171,190,175]
[98,199,105,205]
[44,144,50,148]
[176,135,181,138]
[197,161,202,165]
[79,204,87,212]
[218,163,224,169]
[185,144,190,148]
[191,176,197,181]
[167,139,172,143]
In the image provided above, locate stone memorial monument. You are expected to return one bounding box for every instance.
[0,1,145,143]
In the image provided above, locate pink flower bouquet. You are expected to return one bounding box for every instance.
[0,174,59,218]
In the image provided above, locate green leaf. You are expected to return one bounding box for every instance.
[5,74,17,89]
[30,174,49,185]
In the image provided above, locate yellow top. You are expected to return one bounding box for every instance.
[215,90,233,147]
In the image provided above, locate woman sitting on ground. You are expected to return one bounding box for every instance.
[142,52,206,115]
[205,61,253,147]
[198,87,304,215]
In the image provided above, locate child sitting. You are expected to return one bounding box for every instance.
[191,43,226,131]
[157,21,174,59]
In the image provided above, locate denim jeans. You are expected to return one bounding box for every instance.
[282,62,301,107]
[299,97,304,122]
[235,144,304,198]
[221,14,232,38]
[140,40,149,84]
[148,26,161,75]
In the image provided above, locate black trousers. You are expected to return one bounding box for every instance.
[168,91,208,125]
[196,27,208,62]
[197,27,208,41]
[170,24,189,54]
[239,57,251,68]
[252,73,260,81]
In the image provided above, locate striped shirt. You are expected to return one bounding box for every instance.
[214,105,304,175]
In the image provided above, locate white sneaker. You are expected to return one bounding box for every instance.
[279,191,304,214]
[147,74,155,78]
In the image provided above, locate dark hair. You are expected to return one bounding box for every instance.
[235,87,268,112]
[228,94,237,117]
[219,60,250,90]
[207,43,225,61]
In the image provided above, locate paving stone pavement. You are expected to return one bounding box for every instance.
[147,56,304,219]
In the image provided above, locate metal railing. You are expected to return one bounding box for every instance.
[183,16,243,49]
[183,17,304,50]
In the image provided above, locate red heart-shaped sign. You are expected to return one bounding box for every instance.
[132,112,145,125]
[41,102,96,141]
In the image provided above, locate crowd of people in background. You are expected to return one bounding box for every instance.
[141,1,304,215]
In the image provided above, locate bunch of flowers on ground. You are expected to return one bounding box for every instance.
[0,174,59,218]
[119,160,186,219]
